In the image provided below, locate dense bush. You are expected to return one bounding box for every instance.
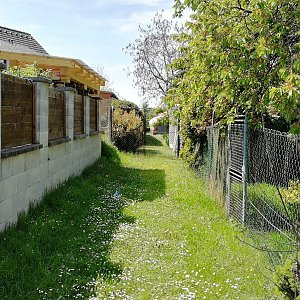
[112,108,144,152]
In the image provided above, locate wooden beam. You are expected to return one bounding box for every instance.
[0,50,75,68]
[68,69,100,91]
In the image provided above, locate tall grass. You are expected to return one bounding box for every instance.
[0,136,275,299]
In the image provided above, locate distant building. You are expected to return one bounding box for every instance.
[149,114,168,135]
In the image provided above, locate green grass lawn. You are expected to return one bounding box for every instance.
[0,135,276,299]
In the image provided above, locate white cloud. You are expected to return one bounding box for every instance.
[94,0,170,7]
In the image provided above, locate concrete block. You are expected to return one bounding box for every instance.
[3,175,18,199]
[39,148,49,164]
[48,159,55,176]
[53,143,67,159]
[17,172,30,191]
[38,163,48,181]
[0,222,6,232]
[0,180,3,203]
[1,157,13,179]
[12,155,26,175]
[51,169,66,188]
[26,181,44,204]
[36,115,48,132]
[25,151,40,170]
[37,131,48,146]
[66,116,73,130]
[45,175,53,192]
[0,198,12,224]
[28,167,41,186]
[12,191,28,216]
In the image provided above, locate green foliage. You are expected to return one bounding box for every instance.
[281,180,300,205]
[112,108,144,152]
[3,62,52,79]
[162,133,169,146]
[274,257,300,299]
[101,141,121,164]
[165,0,300,160]
[111,98,139,111]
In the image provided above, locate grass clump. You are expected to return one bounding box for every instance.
[0,137,274,299]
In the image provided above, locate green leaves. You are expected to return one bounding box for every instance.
[164,0,300,161]
[3,62,52,79]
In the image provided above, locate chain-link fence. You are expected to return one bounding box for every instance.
[199,118,300,268]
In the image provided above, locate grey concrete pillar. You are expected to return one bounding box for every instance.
[64,87,75,139]
[30,77,51,146]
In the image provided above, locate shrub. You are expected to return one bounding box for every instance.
[281,180,300,205]
[112,108,144,152]
[274,257,300,299]
[2,62,52,79]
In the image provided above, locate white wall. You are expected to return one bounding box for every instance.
[0,78,101,231]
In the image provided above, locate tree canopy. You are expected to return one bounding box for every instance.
[125,12,181,102]
[165,0,300,138]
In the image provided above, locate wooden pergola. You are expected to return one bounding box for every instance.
[0,50,106,94]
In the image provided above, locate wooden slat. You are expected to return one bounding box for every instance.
[1,73,34,149]
[74,94,84,135]
[90,98,97,132]
[48,87,66,141]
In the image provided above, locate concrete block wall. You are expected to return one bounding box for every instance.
[0,78,102,231]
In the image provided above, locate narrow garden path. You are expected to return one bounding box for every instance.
[0,135,274,299]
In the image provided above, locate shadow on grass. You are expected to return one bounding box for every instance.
[137,149,161,156]
[144,134,163,146]
[0,143,165,300]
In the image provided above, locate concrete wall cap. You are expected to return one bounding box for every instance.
[26,76,52,84]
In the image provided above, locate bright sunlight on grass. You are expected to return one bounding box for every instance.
[0,135,274,299]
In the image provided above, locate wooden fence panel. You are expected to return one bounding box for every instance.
[90,98,97,132]
[1,74,34,149]
[48,87,66,141]
[74,94,84,135]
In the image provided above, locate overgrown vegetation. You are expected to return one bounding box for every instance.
[2,62,52,79]
[112,108,144,152]
[0,137,274,299]
[164,0,300,162]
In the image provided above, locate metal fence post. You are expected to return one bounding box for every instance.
[176,119,180,158]
[242,115,248,223]
[226,124,231,214]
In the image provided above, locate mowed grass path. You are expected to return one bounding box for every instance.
[0,135,274,299]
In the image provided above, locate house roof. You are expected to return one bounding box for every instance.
[0,26,48,55]
[99,90,119,100]
[0,26,106,92]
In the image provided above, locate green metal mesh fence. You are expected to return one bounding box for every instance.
[201,120,300,266]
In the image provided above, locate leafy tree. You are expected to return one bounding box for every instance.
[125,12,182,102]
[165,0,300,160]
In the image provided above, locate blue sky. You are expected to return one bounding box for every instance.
[0,0,180,105]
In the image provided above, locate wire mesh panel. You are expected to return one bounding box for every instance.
[227,117,247,222]
[202,126,228,204]
[246,128,300,264]
[48,87,65,141]
[1,73,34,149]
